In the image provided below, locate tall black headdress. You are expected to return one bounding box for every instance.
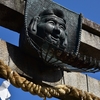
[19,0,100,72]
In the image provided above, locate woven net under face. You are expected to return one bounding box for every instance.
[19,0,100,73]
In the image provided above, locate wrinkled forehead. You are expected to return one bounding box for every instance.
[40,15,66,25]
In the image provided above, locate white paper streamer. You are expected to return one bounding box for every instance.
[0,80,11,100]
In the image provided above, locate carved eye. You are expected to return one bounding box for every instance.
[48,20,55,25]
[59,24,65,30]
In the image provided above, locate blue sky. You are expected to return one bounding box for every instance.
[0,0,100,100]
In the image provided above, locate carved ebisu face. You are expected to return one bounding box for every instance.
[28,8,68,50]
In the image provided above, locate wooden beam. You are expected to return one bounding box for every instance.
[0,39,100,98]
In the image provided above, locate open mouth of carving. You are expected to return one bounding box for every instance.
[50,36,59,45]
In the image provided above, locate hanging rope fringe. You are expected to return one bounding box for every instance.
[0,59,100,100]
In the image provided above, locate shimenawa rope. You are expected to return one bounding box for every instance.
[0,59,100,100]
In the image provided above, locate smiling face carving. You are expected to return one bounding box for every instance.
[28,8,68,49]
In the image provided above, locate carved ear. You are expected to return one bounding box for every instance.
[28,16,40,35]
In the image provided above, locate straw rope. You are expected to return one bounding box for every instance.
[0,59,100,100]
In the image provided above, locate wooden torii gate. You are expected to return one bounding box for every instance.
[0,0,100,99]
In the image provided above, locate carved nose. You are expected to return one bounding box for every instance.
[52,27,60,38]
